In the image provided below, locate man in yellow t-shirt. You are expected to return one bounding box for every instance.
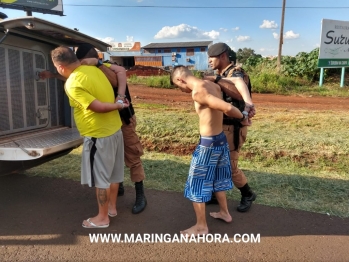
[51,46,129,228]
[76,44,147,215]
[64,64,122,137]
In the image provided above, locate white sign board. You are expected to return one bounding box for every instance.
[109,42,135,51]
[318,19,349,67]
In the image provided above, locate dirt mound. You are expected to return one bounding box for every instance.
[126,65,170,77]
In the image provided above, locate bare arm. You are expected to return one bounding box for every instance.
[87,98,130,113]
[99,65,118,87]
[109,64,127,97]
[224,77,253,105]
[205,76,255,119]
[39,70,67,81]
[204,76,243,100]
[80,58,118,87]
[192,88,243,119]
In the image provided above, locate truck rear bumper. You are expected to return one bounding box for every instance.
[0,127,82,161]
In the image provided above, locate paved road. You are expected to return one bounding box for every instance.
[0,174,348,261]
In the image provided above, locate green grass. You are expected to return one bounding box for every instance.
[246,67,349,97]
[128,75,173,89]
[26,103,349,217]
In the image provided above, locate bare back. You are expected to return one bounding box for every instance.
[192,80,224,136]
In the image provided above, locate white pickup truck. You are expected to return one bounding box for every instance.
[0,16,110,175]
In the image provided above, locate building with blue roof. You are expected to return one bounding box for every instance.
[104,41,213,71]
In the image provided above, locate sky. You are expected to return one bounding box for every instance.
[1,0,349,57]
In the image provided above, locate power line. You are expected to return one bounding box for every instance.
[64,5,349,9]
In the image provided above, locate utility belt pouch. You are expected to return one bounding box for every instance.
[222,93,243,151]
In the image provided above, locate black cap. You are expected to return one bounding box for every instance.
[207,42,230,57]
[76,43,95,59]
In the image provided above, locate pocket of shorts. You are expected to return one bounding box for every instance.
[83,137,94,152]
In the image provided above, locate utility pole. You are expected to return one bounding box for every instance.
[277,0,286,72]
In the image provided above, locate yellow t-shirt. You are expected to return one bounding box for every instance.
[64,65,122,138]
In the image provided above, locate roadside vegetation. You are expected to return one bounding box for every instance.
[128,48,349,97]
[26,104,349,218]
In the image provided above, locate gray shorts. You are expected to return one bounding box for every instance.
[81,129,124,188]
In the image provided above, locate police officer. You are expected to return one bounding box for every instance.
[206,42,256,212]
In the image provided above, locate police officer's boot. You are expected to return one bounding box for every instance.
[132,181,147,214]
[237,183,256,212]
[118,182,124,196]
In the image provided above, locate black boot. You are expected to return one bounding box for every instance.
[132,181,147,214]
[237,183,256,212]
[118,182,124,196]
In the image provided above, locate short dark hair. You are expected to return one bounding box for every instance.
[51,46,78,65]
[76,43,98,59]
[170,65,188,85]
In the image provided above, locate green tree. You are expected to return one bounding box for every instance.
[282,48,320,81]
[236,48,262,64]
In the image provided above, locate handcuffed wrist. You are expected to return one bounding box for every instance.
[238,114,247,122]
[116,99,124,109]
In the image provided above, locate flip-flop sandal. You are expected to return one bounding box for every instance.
[108,212,117,217]
[82,218,109,228]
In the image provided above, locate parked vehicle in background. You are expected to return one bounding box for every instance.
[0,15,110,175]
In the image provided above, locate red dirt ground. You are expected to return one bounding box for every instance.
[131,84,349,156]
[0,85,348,262]
[129,84,349,111]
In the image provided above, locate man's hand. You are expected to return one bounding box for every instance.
[115,98,130,110]
[39,70,67,82]
[80,58,98,66]
[245,103,256,118]
[39,70,55,79]
[123,98,130,109]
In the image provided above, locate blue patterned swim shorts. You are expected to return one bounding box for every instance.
[184,132,233,203]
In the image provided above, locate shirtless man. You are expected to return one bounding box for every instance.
[170,65,249,236]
